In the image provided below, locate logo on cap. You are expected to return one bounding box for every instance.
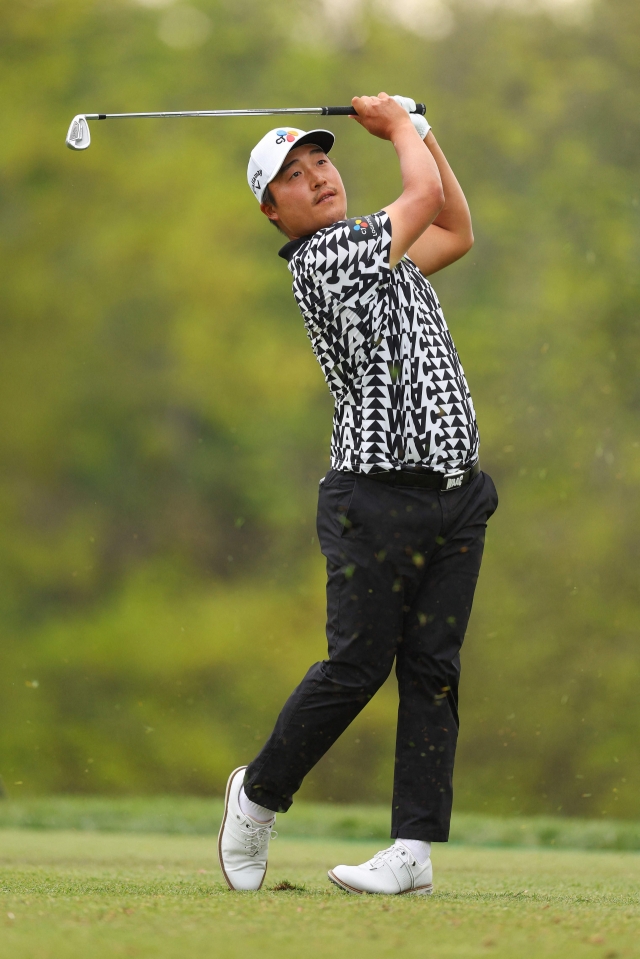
[275,129,300,145]
[251,168,263,194]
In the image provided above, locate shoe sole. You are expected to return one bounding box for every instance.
[217,765,268,892]
[327,870,433,896]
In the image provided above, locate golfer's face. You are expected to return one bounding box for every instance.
[265,143,347,238]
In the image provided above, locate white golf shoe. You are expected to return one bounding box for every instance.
[328,843,433,895]
[217,766,276,891]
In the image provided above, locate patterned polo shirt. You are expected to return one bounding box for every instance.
[279,210,479,474]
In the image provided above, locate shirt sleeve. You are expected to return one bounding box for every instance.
[303,211,392,312]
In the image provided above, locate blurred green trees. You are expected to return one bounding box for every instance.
[1,0,639,818]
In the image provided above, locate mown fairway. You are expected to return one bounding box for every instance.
[1,829,639,959]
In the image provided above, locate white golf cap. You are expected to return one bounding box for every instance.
[247,127,335,203]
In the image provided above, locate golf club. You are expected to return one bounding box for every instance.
[65,103,427,150]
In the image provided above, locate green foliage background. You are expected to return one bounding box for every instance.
[1,0,639,819]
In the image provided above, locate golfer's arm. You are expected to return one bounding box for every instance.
[383,124,445,270]
[406,132,473,276]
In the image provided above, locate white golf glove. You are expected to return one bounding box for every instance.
[392,94,431,141]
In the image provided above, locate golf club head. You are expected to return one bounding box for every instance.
[66,115,91,150]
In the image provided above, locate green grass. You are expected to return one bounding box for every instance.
[1,829,639,958]
[2,795,640,851]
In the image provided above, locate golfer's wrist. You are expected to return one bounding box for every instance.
[391,118,423,149]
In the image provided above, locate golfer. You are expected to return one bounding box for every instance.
[218,93,498,895]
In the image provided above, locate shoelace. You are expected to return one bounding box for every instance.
[369,846,416,870]
[243,822,278,857]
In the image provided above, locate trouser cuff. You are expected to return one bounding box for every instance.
[390,826,450,842]
[243,773,292,814]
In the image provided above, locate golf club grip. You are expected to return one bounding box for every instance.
[323,103,426,116]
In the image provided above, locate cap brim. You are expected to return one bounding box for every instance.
[294,130,335,155]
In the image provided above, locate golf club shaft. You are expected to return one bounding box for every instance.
[82,104,427,120]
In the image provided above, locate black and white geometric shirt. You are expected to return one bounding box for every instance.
[279,210,479,474]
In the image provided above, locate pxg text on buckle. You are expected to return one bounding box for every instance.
[444,472,464,491]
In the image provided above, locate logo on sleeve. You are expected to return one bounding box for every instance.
[347,217,378,242]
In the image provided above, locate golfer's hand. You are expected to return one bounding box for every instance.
[351,92,414,141]
[392,95,431,141]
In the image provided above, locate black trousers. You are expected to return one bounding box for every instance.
[244,468,498,841]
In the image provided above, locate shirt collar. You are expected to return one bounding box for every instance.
[278,235,312,262]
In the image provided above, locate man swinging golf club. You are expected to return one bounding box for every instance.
[218,92,498,895]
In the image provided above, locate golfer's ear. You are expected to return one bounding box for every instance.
[260,201,278,225]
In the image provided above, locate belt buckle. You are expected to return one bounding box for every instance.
[443,471,465,491]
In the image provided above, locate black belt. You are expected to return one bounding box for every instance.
[358,460,480,491]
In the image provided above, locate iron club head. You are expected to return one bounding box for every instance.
[66,115,91,150]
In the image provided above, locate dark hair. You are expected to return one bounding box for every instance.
[262,183,286,234]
